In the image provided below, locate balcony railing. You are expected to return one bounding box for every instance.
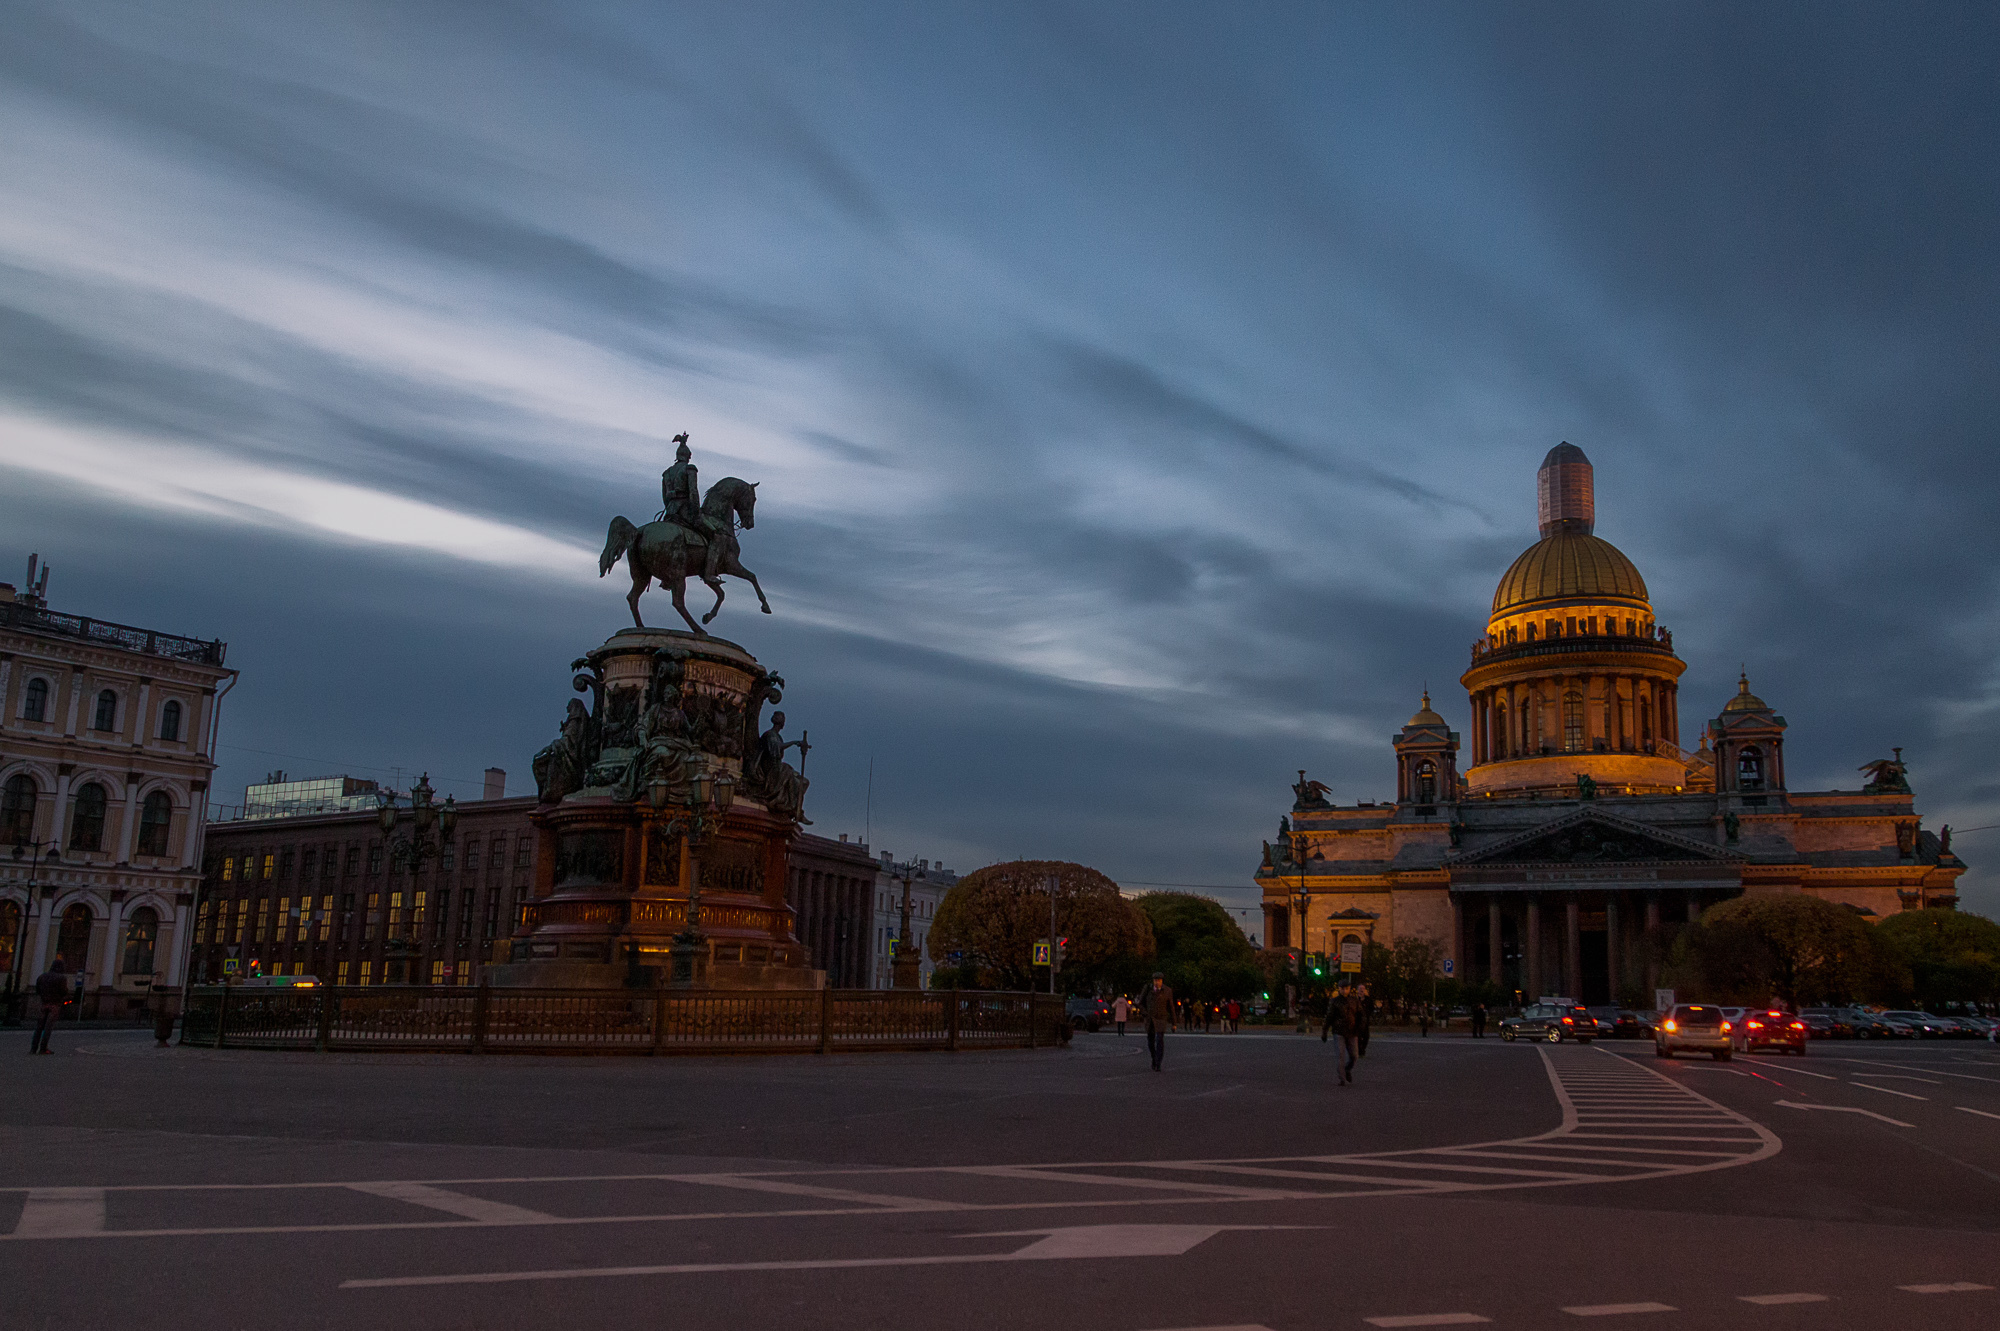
[1469,629,1675,669]
[0,602,227,665]
[178,984,1068,1055]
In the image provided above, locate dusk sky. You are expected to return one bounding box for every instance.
[4,3,1998,924]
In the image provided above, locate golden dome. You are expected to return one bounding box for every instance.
[1407,692,1445,727]
[1491,532,1649,616]
[1723,673,1769,712]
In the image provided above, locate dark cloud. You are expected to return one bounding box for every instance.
[3,1,1997,922]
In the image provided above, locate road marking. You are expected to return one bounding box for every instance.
[1772,1066,1839,1080]
[12,1188,105,1238]
[1365,1315,1492,1327]
[344,1182,556,1225]
[1899,1281,1992,1293]
[341,1223,1262,1288]
[1848,1073,1942,1084]
[1738,1293,1828,1305]
[1142,1326,1275,1331]
[1956,1106,2000,1121]
[662,1174,961,1211]
[1848,1082,1928,1101]
[1772,1100,1913,1127]
[1562,1302,1676,1316]
[957,1167,1297,1200]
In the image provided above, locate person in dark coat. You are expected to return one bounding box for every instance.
[1327,987,1361,1084]
[1142,973,1175,1071]
[1356,983,1375,1058]
[1472,1001,1488,1039]
[30,959,68,1055]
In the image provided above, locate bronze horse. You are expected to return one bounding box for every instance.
[599,476,771,634]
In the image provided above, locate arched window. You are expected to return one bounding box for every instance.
[93,689,117,732]
[2,774,35,844]
[137,791,172,856]
[68,782,108,852]
[1738,744,1765,791]
[1563,690,1584,753]
[0,900,19,973]
[159,700,183,742]
[56,903,93,973]
[22,678,48,722]
[121,907,160,975]
[1415,760,1437,804]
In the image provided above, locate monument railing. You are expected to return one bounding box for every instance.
[180,984,1066,1055]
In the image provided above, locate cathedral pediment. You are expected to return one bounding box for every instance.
[1449,809,1738,866]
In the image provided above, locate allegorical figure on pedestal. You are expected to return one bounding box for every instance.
[743,709,811,824]
[532,697,598,804]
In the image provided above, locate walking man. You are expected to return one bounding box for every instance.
[1472,1001,1487,1039]
[1329,986,1361,1084]
[1356,983,1375,1058]
[1143,972,1174,1072]
[29,958,67,1055]
[1113,994,1130,1036]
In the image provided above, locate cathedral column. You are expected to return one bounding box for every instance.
[1644,893,1660,999]
[1564,897,1581,999]
[1450,896,1464,981]
[1524,895,1541,999]
[1605,893,1621,1005]
[1488,897,1503,989]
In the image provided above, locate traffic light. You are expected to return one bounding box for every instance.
[1309,953,1325,977]
[1055,937,1068,964]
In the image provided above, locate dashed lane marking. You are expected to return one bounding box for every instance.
[1364,1315,1492,1327]
[1899,1282,1993,1294]
[12,1188,105,1238]
[1846,1082,1929,1101]
[1561,1302,1676,1316]
[1956,1106,2000,1121]
[1738,1293,1828,1305]
[345,1182,556,1225]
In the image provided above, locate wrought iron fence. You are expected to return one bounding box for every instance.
[179,984,1065,1055]
[0,602,227,665]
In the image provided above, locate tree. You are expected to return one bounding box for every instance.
[1386,934,1450,1017]
[1678,895,1877,1005]
[1874,909,2000,1006]
[927,860,1153,992]
[1130,892,1261,1003]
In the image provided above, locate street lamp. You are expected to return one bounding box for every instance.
[1291,776,1313,1028]
[374,775,457,982]
[887,859,925,990]
[6,840,59,1024]
[661,762,736,986]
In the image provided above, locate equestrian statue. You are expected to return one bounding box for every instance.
[599,432,773,634]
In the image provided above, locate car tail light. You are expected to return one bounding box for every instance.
[1747,1019,1763,1028]
[1562,1017,1572,1024]
[1663,1020,1677,1033]
[1790,1022,1804,1030]
[1720,1021,1732,1033]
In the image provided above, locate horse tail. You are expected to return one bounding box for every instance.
[599,516,640,577]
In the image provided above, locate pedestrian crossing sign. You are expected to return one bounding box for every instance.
[1032,941,1050,966]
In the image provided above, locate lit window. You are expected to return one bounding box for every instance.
[337,961,350,985]
[359,961,372,986]
[121,908,159,976]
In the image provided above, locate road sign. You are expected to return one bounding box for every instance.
[1655,988,1676,1012]
[1339,939,1363,973]
[1032,941,1050,966]
[1442,958,1455,976]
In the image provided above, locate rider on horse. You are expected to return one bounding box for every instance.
[658,432,729,583]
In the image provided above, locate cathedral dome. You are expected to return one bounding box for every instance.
[1491,532,1650,616]
[1722,673,1770,712]
[1407,692,1445,727]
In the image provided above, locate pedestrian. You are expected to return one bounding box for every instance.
[1113,993,1130,1036]
[1419,1003,1431,1038]
[1143,972,1175,1071]
[1472,1001,1487,1039]
[1357,983,1375,1058]
[1228,998,1241,1033]
[1327,987,1360,1084]
[29,958,68,1055]
[150,973,177,1048]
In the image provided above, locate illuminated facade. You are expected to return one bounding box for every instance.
[1258,446,1965,1004]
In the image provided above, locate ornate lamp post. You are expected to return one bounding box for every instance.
[888,859,924,990]
[5,841,59,1024]
[1292,818,1312,1030]
[655,763,736,987]
[375,775,457,982]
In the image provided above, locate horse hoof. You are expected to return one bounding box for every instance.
[761,605,772,614]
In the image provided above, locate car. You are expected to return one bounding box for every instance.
[1842,1009,1909,1039]
[1586,1006,1655,1039]
[1499,1001,1594,1043]
[1656,1003,1732,1060]
[1065,995,1111,1032]
[1881,1009,1954,1038]
[1734,1008,1807,1055]
[1800,1008,1853,1038]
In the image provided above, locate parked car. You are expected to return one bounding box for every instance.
[1656,1003,1732,1060]
[1065,996,1111,1032]
[1499,1002,1595,1043]
[1881,1009,1954,1038]
[1800,1008,1853,1038]
[1734,1008,1807,1055]
[1842,1009,1909,1039]
[1586,1006,1655,1039]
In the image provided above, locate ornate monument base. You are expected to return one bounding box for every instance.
[490,626,820,991]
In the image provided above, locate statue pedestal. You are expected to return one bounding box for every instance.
[892,948,922,990]
[497,627,820,991]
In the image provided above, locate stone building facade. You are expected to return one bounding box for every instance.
[869,853,956,989]
[0,559,236,1014]
[786,832,877,988]
[1258,446,1966,1005]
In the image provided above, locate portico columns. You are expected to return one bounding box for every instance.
[1564,897,1581,999]
[1644,893,1660,999]
[1524,895,1541,998]
[1488,897,1503,988]
[1605,894,1621,1005]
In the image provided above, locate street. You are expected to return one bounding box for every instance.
[2,1027,1996,1331]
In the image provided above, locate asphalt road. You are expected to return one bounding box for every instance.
[2,1025,1996,1331]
